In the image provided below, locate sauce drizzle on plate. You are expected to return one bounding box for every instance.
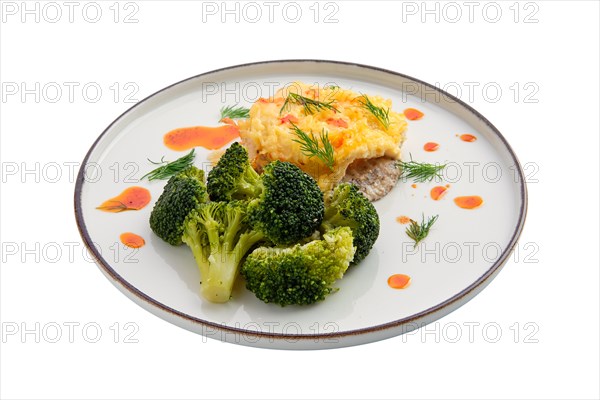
[97,187,151,212]
[164,125,240,151]
[459,134,477,142]
[388,274,411,289]
[404,108,424,121]
[454,195,484,209]
[423,142,439,152]
[120,232,145,248]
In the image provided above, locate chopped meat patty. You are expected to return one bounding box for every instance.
[341,157,400,201]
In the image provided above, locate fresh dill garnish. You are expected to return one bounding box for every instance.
[96,201,137,213]
[280,92,339,115]
[219,105,250,120]
[406,214,439,246]
[140,149,196,181]
[289,123,335,169]
[357,94,390,129]
[326,85,340,90]
[397,155,446,183]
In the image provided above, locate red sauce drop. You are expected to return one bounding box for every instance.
[97,187,151,212]
[423,142,439,152]
[430,186,448,200]
[388,274,411,289]
[396,216,411,224]
[120,232,145,248]
[164,125,240,151]
[326,117,348,128]
[404,108,424,121]
[279,114,299,124]
[454,195,484,209]
[459,134,477,142]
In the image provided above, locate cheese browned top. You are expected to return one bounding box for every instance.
[238,82,407,192]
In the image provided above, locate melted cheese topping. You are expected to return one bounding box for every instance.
[238,82,407,191]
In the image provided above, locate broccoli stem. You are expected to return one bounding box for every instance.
[202,230,264,303]
[182,223,210,281]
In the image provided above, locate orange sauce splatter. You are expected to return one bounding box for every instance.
[445,184,451,188]
[326,117,348,128]
[388,274,411,289]
[454,195,484,209]
[97,187,151,213]
[120,232,145,248]
[423,142,439,152]
[279,114,299,124]
[164,125,240,151]
[459,134,477,142]
[396,215,411,224]
[404,108,424,121]
[430,186,448,200]
[411,183,417,189]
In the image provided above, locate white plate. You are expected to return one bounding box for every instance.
[75,60,527,349]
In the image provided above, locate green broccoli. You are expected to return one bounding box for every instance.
[320,183,380,264]
[149,166,208,246]
[182,201,265,303]
[207,142,262,202]
[241,227,355,306]
[247,161,324,245]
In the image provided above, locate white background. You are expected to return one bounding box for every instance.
[1,1,598,399]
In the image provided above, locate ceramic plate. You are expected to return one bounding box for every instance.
[75,60,527,349]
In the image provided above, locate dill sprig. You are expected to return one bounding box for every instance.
[406,214,439,246]
[220,105,250,120]
[280,92,339,115]
[357,94,390,129]
[397,155,446,183]
[290,123,335,169]
[140,149,196,181]
[96,201,137,213]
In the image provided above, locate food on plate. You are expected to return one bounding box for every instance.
[405,214,439,247]
[219,105,250,121]
[206,142,262,202]
[341,157,400,202]
[320,183,380,264]
[237,82,407,199]
[141,149,196,181]
[149,166,208,246]
[241,227,355,306]
[148,142,380,305]
[396,156,446,183]
[96,186,151,213]
[182,200,266,303]
[208,143,324,245]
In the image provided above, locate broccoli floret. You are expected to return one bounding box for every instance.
[149,166,208,246]
[321,183,380,264]
[207,142,262,202]
[241,227,355,306]
[182,201,264,303]
[247,161,324,245]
